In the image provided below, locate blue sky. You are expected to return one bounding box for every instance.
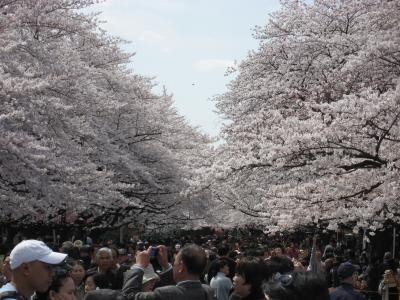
[91,0,282,136]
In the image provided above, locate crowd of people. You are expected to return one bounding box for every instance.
[0,234,399,300]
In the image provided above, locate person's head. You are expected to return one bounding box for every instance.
[73,240,83,249]
[36,269,76,300]
[208,258,230,282]
[337,262,358,286]
[95,248,112,272]
[322,245,334,260]
[384,251,392,261]
[217,245,230,257]
[84,273,96,293]
[264,271,329,300]
[233,257,269,299]
[60,242,74,257]
[173,244,207,282]
[2,255,12,281]
[10,240,67,296]
[324,258,334,271]
[265,255,294,280]
[70,260,85,285]
[218,258,230,275]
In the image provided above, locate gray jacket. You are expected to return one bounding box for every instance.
[122,267,216,300]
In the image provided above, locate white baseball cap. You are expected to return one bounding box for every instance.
[10,240,67,270]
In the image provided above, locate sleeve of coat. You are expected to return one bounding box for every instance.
[157,268,175,287]
[122,268,167,300]
[122,269,145,298]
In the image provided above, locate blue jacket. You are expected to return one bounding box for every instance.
[330,283,365,300]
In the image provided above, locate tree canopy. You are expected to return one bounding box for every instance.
[0,0,212,230]
[202,0,400,232]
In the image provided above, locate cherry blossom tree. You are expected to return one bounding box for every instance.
[0,0,212,230]
[206,0,400,232]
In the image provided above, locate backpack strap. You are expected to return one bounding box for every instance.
[0,291,25,300]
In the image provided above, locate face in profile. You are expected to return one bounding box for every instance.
[172,253,184,282]
[26,261,55,292]
[232,274,251,298]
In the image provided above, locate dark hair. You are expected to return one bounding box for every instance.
[71,259,85,268]
[208,258,230,282]
[83,271,96,283]
[179,244,207,275]
[217,245,230,256]
[264,271,330,300]
[2,255,10,262]
[265,255,294,279]
[92,273,111,289]
[235,257,269,300]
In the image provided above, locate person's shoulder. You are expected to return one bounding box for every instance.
[201,284,215,292]
[154,285,180,293]
[329,286,346,297]
[151,285,183,298]
[0,282,16,293]
[0,283,21,300]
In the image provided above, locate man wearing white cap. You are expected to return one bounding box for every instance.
[0,240,67,300]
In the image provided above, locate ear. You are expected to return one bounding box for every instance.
[179,261,186,273]
[21,263,31,276]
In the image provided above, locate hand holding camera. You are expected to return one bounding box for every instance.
[135,248,151,269]
[156,245,169,270]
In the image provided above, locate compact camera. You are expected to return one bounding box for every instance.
[150,246,158,258]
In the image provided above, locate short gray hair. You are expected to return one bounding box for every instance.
[96,247,112,259]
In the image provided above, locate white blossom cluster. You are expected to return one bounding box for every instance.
[198,0,400,232]
[0,0,212,229]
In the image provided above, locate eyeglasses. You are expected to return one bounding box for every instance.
[274,272,294,287]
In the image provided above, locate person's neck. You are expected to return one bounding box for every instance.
[73,279,82,286]
[11,278,33,299]
[177,274,200,282]
[98,267,109,273]
[341,278,354,287]
[218,271,226,276]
